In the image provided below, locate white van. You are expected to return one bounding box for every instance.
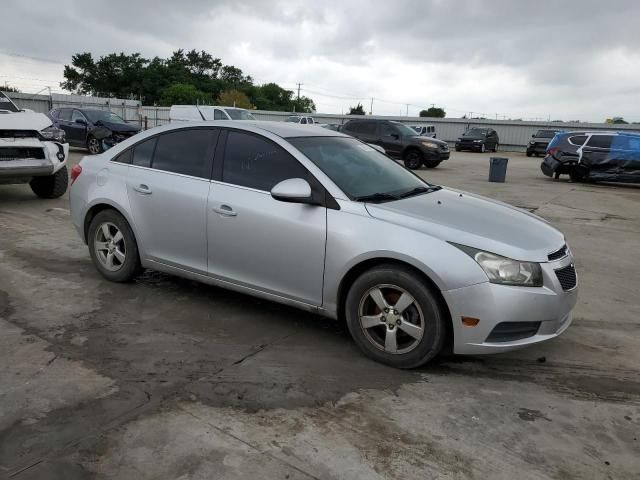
[169,105,256,122]
[411,125,436,138]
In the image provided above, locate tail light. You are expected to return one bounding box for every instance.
[70,164,82,185]
[547,147,560,158]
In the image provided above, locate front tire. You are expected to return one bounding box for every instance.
[87,136,103,155]
[29,166,68,199]
[480,143,486,153]
[492,143,498,153]
[424,160,441,168]
[88,209,142,282]
[403,149,423,170]
[345,264,446,369]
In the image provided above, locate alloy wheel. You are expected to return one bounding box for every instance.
[88,137,101,154]
[358,284,425,354]
[94,222,126,272]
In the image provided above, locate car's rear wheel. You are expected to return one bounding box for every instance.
[424,160,441,168]
[29,166,68,199]
[569,167,587,183]
[87,135,103,155]
[345,264,446,368]
[403,149,423,170]
[88,209,141,282]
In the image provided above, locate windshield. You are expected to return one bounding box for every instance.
[289,136,431,200]
[535,130,558,138]
[286,116,301,122]
[392,122,420,137]
[84,110,127,124]
[225,108,256,120]
[463,128,487,136]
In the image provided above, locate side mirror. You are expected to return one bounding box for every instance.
[75,118,87,125]
[271,178,313,204]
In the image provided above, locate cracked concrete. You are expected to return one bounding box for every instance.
[0,150,639,479]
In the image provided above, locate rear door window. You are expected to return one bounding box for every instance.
[132,137,157,168]
[360,122,377,135]
[222,130,308,191]
[586,135,613,149]
[151,129,216,178]
[214,109,227,120]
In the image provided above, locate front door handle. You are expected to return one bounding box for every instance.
[212,204,237,217]
[133,184,152,195]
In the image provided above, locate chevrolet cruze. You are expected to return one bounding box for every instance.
[69,121,577,368]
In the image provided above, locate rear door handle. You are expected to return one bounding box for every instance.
[212,204,237,217]
[133,184,152,195]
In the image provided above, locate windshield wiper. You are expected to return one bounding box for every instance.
[354,192,400,203]
[398,185,441,199]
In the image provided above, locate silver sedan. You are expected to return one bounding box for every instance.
[69,121,577,368]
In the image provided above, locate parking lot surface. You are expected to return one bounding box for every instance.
[1,150,639,479]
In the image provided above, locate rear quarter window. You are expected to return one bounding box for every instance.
[568,135,588,146]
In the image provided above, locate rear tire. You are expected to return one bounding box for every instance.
[403,149,423,170]
[345,264,446,369]
[424,160,441,168]
[88,209,142,282]
[569,167,587,183]
[30,166,68,199]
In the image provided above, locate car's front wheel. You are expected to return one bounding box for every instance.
[87,135,103,155]
[88,209,142,282]
[403,149,423,170]
[480,143,486,153]
[424,160,441,168]
[345,264,446,368]
[30,166,68,199]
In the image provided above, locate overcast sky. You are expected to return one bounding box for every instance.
[1,0,639,121]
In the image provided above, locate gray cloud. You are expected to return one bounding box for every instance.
[2,0,639,121]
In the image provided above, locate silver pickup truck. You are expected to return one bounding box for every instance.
[0,92,69,198]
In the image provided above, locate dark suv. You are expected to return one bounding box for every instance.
[526,129,561,157]
[49,108,140,154]
[541,131,640,183]
[455,128,499,153]
[341,119,449,169]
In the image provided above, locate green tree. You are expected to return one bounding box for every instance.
[292,96,316,113]
[419,107,446,118]
[606,117,628,124]
[218,89,253,109]
[349,103,365,115]
[159,83,212,106]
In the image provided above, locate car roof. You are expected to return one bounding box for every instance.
[143,120,346,139]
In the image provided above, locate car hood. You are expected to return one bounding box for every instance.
[408,136,447,147]
[365,188,564,262]
[0,111,52,131]
[95,121,140,133]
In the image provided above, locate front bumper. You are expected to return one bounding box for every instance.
[455,142,484,151]
[527,143,548,155]
[443,256,578,355]
[0,138,68,178]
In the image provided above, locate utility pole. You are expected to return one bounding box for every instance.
[370,97,374,115]
[406,104,409,116]
[296,83,302,101]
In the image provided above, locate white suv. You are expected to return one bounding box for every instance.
[169,105,256,122]
[0,93,69,198]
[285,115,315,125]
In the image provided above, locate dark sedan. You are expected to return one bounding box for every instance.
[49,108,141,154]
[455,128,499,153]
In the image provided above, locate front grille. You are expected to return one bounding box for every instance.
[0,129,39,139]
[486,321,541,342]
[0,147,45,160]
[555,264,577,291]
[548,244,568,261]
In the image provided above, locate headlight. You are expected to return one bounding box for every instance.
[421,141,438,149]
[452,244,543,286]
[39,126,66,142]
[473,139,483,143]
